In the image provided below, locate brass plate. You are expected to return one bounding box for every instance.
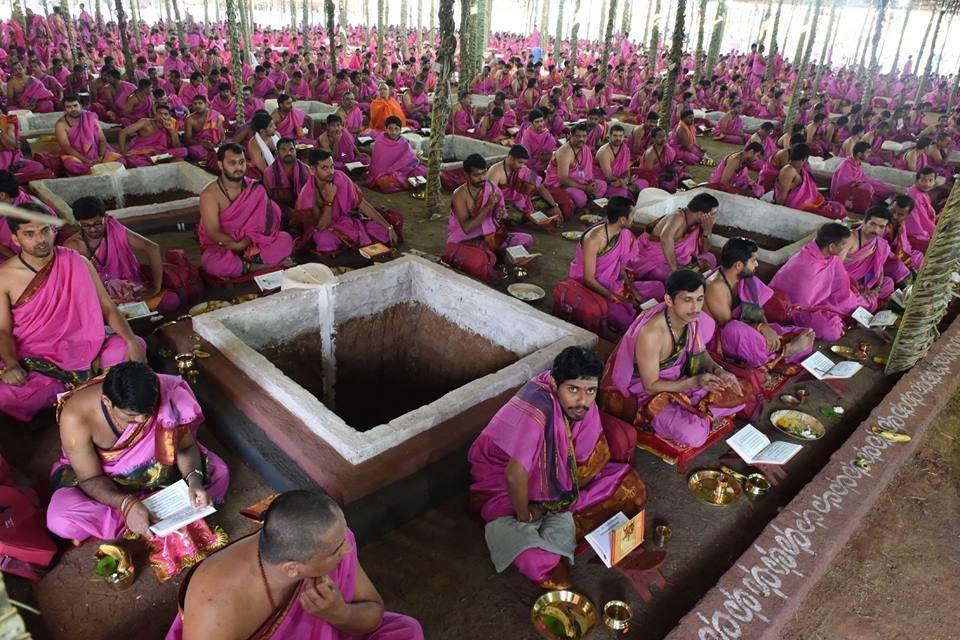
[531,590,597,640]
[561,231,583,241]
[687,470,741,506]
[507,283,545,302]
[579,214,602,224]
[771,409,825,440]
[830,345,866,361]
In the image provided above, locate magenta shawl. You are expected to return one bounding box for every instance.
[769,240,864,315]
[904,185,937,241]
[66,111,102,161]
[197,179,283,251]
[569,224,636,293]
[447,180,505,243]
[518,127,557,174]
[365,134,421,186]
[545,145,595,189]
[275,108,306,139]
[843,229,891,290]
[90,216,143,287]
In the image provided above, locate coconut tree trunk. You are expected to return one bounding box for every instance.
[802,0,823,71]
[417,0,423,54]
[814,0,839,92]
[889,1,913,74]
[621,0,632,36]
[61,0,80,65]
[376,0,385,62]
[648,0,661,71]
[704,0,725,81]
[291,0,297,30]
[171,0,186,47]
[599,0,619,84]
[429,0,435,43]
[94,0,102,31]
[400,0,409,58]
[426,0,455,218]
[915,1,947,105]
[540,0,551,63]
[657,0,685,129]
[784,0,819,131]
[554,0,566,67]
[458,0,472,97]
[764,0,783,81]
[792,0,814,68]
[326,0,337,72]
[569,0,582,67]
[863,0,888,105]
[115,0,135,80]
[225,0,245,125]
[302,0,312,52]
[692,0,707,83]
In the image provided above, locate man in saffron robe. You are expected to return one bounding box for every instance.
[599,270,746,447]
[518,109,557,175]
[198,144,295,279]
[883,195,923,284]
[843,206,896,303]
[47,361,229,573]
[669,109,704,166]
[183,95,225,165]
[167,490,424,640]
[0,112,55,183]
[55,94,124,176]
[368,84,406,131]
[712,103,749,145]
[829,141,895,214]
[628,192,719,284]
[294,149,399,254]
[776,143,847,220]
[487,145,566,219]
[6,62,55,112]
[63,196,179,315]
[317,114,369,171]
[705,237,815,369]
[271,93,314,144]
[118,103,189,168]
[595,124,645,199]
[366,116,427,193]
[544,123,607,212]
[0,205,146,423]
[903,167,939,253]
[568,197,666,333]
[770,223,873,341]
[264,138,312,217]
[469,347,646,589]
[707,142,764,198]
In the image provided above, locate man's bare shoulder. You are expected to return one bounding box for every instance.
[58,384,101,433]
[486,162,506,181]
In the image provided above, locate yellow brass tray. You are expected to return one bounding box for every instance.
[771,409,825,440]
[531,590,597,640]
[687,470,741,506]
[830,345,866,361]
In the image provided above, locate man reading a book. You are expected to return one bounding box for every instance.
[704,237,815,369]
[47,362,229,578]
[167,490,424,640]
[468,347,646,589]
[600,270,748,447]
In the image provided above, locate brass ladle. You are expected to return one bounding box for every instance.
[720,465,770,499]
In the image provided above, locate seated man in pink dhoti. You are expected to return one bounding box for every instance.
[705,237,815,369]
[770,223,873,341]
[55,94,125,176]
[263,138,312,216]
[584,109,607,152]
[0,204,146,423]
[118,79,156,127]
[487,145,567,220]
[747,121,778,172]
[118,103,189,168]
[628,192,719,284]
[518,109,558,175]
[843,206,896,304]
[183,95,225,166]
[829,141,895,214]
[669,109,704,166]
[707,142,764,198]
[63,196,179,315]
[271,93,314,144]
[210,83,238,130]
[544,122,607,213]
[637,127,690,194]
[47,362,229,579]
[712,102,749,145]
[317,114,369,171]
[5,61,56,112]
[336,92,365,137]
[903,167,939,253]
[198,143,295,279]
[401,82,430,130]
[469,346,646,589]
[595,124,646,200]
[599,270,748,447]
[775,143,847,219]
[449,94,477,136]
[884,195,923,284]
[250,65,278,100]
[294,149,399,254]
[166,490,424,640]
[365,116,427,193]
[567,197,666,333]
[0,111,55,183]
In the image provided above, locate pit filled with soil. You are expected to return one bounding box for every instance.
[713,224,791,251]
[258,303,520,431]
[95,189,197,211]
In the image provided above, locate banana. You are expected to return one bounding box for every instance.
[870,425,912,442]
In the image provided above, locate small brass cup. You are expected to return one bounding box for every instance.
[602,600,632,634]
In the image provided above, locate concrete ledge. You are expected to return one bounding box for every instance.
[667,314,960,640]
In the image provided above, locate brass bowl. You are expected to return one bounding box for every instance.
[654,524,672,547]
[771,409,825,441]
[720,466,770,499]
[688,470,741,506]
[531,590,597,640]
[602,600,632,634]
[411,190,426,200]
[174,353,196,371]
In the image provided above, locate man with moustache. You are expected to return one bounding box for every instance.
[0,202,145,422]
[197,144,295,278]
[55,94,125,176]
[843,206,897,303]
[263,138,312,217]
[183,95,226,166]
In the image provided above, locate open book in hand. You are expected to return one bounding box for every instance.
[801,351,862,381]
[726,424,802,466]
[585,511,645,568]
[505,245,542,265]
[852,306,897,329]
[141,479,217,537]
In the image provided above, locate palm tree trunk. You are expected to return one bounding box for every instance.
[915,1,938,72]
[291,0,297,30]
[889,1,914,74]
[704,0,725,81]
[648,0,661,71]
[802,0,823,71]
[61,0,80,65]
[863,0,889,106]
[459,0,473,97]
[326,0,337,72]
[569,0,582,67]
[429,0,436,43]
[693,0,707,83]
[857,7,876,74]
[814,0,839,92]
[400,0,409,58]
[171,0,186,47]
[764,0,783,81]
[600,0,619,84]
[115,0,135,80]
[302,0,312,52]
[784,0,819,131]
[792,0,814,68]
[225,0,245,125]
[621,0,632,36]
[915,1,947,105]
[426,0,455,218]
[554,0,566,67]
[94,0,102,31]
[642,0,652,59]
[376,0,385,62]
[163,0,172,29]
[417,0,423,55]
[657,0,685,129]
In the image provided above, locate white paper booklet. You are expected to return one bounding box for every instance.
[117,301,155,320]
[141,479,216,537]
[585,512,629,568]
[357,135,374,144]
[726,424,802,466]
[344,161,367,171]
[801,351,863,380]
[505,245,542,264]
[254,270,284,291]
[852,306,897,328]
